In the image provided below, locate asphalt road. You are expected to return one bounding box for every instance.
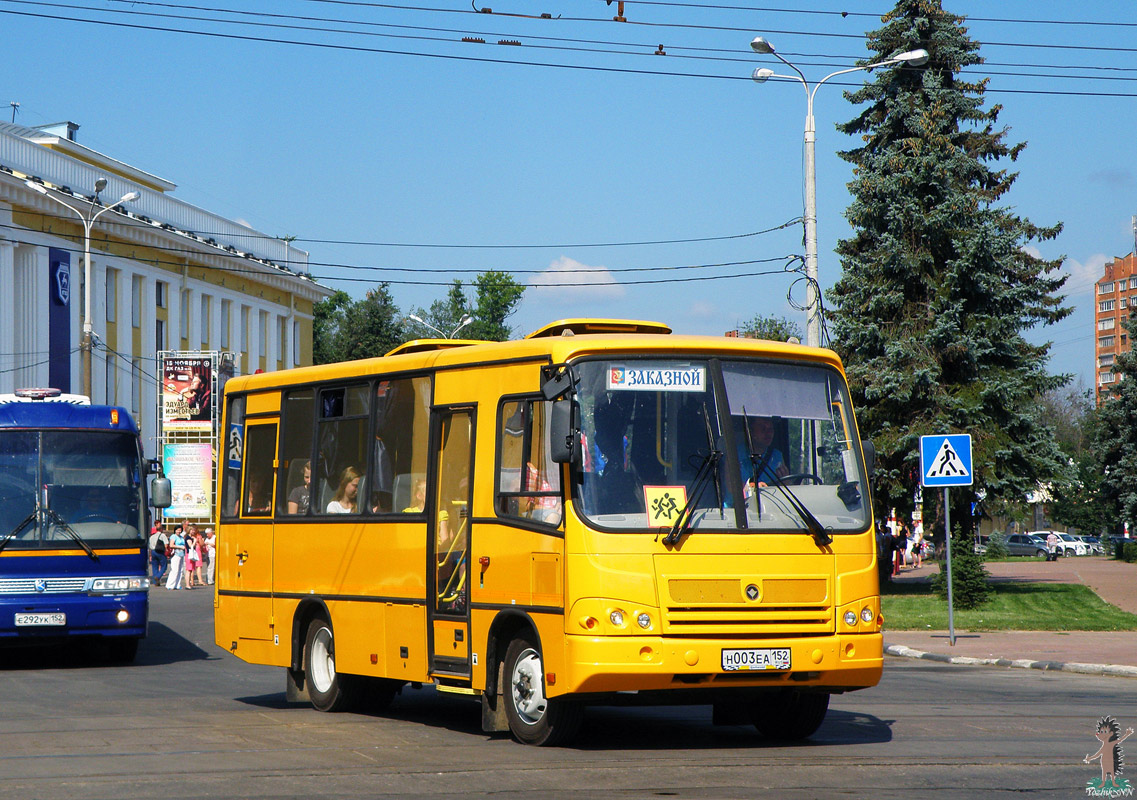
[0,587,1133,799]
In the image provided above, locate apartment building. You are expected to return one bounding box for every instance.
[1095,251,1137,403]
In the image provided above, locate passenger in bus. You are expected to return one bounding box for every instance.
[738,415,788,491]
[245,474,271,514]
[326,466,361,513]
[591,400,642,514]
[403,478,427,513]
[286,460,311,515]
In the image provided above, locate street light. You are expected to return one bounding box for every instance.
[409,313,474,338]
[25,179,141,397]
[749,36,928,347]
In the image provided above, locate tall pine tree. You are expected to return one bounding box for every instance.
[828,1,1070,536]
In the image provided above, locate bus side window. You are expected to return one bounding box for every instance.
[221,395,246,519]
[496,397,562,526]
[375,376,431,515]
[278,388,316,515]
[242,424,277,517]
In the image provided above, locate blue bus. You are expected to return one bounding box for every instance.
[0,389,171,661]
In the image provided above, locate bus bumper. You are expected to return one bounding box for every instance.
[0,591,148,640]
[561,632,882,696]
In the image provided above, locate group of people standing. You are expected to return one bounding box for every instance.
[148,523,216,589]
[888,522,925,577]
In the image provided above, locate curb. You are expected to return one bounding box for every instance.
[884,643,1137,679]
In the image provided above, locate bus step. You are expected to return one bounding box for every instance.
[433,679,479,696]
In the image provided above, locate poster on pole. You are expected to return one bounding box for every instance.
[163,443,213,518]
[161,356,215,431]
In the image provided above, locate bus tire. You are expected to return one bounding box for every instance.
[502,633,582,746]
[749,690,829,740]
[303,617,363,713]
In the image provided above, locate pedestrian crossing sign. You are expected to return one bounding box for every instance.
[920,434,973,487]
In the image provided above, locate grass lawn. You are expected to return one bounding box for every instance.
[881,581,1137,632]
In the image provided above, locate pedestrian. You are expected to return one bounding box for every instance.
[185,524,202,588]
[1046,531,1060,562]
[148,523,168,582]
[203,527,216,585]
[911,523,924,569]
[891,524,907,577]
[165,524,186,589]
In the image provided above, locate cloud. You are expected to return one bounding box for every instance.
[529,256,626,302]
[1087,169,1135,190]
[1061,253,1110,296]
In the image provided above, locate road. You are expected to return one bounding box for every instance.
[0,587,1132,799]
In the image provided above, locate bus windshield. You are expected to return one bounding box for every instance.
[572,358,870,535]
[0,430,145,548]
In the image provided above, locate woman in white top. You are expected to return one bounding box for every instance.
[203,527,217,585]
[327,466,361,514]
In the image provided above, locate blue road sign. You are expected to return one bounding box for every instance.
[920,434,973,487]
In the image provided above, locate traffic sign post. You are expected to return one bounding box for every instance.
[920,434,973,647]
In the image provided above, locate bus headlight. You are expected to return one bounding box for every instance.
[116,609,130,623]
[609,609,626,627]
[636,612,652,630]
[844,610,858,627]
[861,607,874,623]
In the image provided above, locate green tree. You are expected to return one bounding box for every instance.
[410,280,471,339]
[1095,314,1137,536]
[312,289,352,365]
[338,283,406,361]
[1044,383,1109,534]
[738,314,802,343]
[827,0,1071,538]
[465,271,525,342]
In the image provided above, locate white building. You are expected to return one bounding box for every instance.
[0,120,332,449]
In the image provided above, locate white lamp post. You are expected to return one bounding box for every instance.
[750,37,928,347]
[409,313,474,338]
[25,179,140,397]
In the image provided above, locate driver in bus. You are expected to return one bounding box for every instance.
[738,415,788,491]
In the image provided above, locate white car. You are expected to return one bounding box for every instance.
[1028,530,1086,557]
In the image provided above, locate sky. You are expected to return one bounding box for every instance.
[4,1,1134,389]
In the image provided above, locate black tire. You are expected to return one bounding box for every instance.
[1035,549,1047,558]
[749,690,830,740]
[303,617,364,713]
[502,633,582,746]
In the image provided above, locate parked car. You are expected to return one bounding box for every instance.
[1077,535,1104,555]
[1027,530,1087,557]
[1005,533,1048,557]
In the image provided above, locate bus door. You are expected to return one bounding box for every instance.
[428,407,473,677]
[234,420,277,642]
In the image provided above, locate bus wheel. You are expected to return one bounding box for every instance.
[749,690,829,740]
[502,634,582,746]
[303,617,362,713]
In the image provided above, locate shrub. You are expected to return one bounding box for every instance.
[1123,542,1137,563]
[985,532,1010,560]
[931,531,992,609]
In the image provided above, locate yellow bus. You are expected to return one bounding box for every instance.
[214,318,881,746]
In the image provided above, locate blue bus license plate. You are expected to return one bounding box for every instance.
[15,612,66,627]
[721,647,790,671]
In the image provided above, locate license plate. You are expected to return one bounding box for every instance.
[14,612,66,627]
[721,647,791,671]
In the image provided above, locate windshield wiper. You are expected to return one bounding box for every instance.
[0,512,36,555]
[663,412,723,546]
[44,508,99,561]
[764,474,833,547]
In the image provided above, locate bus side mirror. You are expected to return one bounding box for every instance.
[550,399,580,465]
[150,477,173,509]
[861,439,876,477]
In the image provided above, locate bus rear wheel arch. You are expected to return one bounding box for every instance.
[501,632,582,746]
[302,616,366,713]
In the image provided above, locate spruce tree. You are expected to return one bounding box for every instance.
[828,1,1071,538]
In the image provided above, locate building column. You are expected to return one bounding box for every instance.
[0,237,14,394]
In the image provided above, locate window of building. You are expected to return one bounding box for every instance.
[131,275,142,328]
[1100,300,1116,312]
[221,299,231,349]
[1122,298,1129,309]
[156,318,166,351]
[105,354,116,405]
[105,270,116,324]
[180,290,189,339]
[1100,353,1116,367]
[201,295,211,347]
[1099,282,1116,294]
[240,306,249,352]
[156,281,166,308]
[131,358,141,418]
[1099,318,1117,331]
[279,316,287,362]
[495,397,563,527]
[1101,372,1116,385]
[1099,336,1116,349]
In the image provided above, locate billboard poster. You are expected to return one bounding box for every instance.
[163,443,213,518]
[162,356,214,431]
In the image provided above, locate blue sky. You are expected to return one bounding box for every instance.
[5,1,1133,389]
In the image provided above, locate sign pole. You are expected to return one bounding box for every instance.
[944,487,955,646]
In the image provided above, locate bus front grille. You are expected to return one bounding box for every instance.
[662,605,834,636]
[0,578,88,594]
